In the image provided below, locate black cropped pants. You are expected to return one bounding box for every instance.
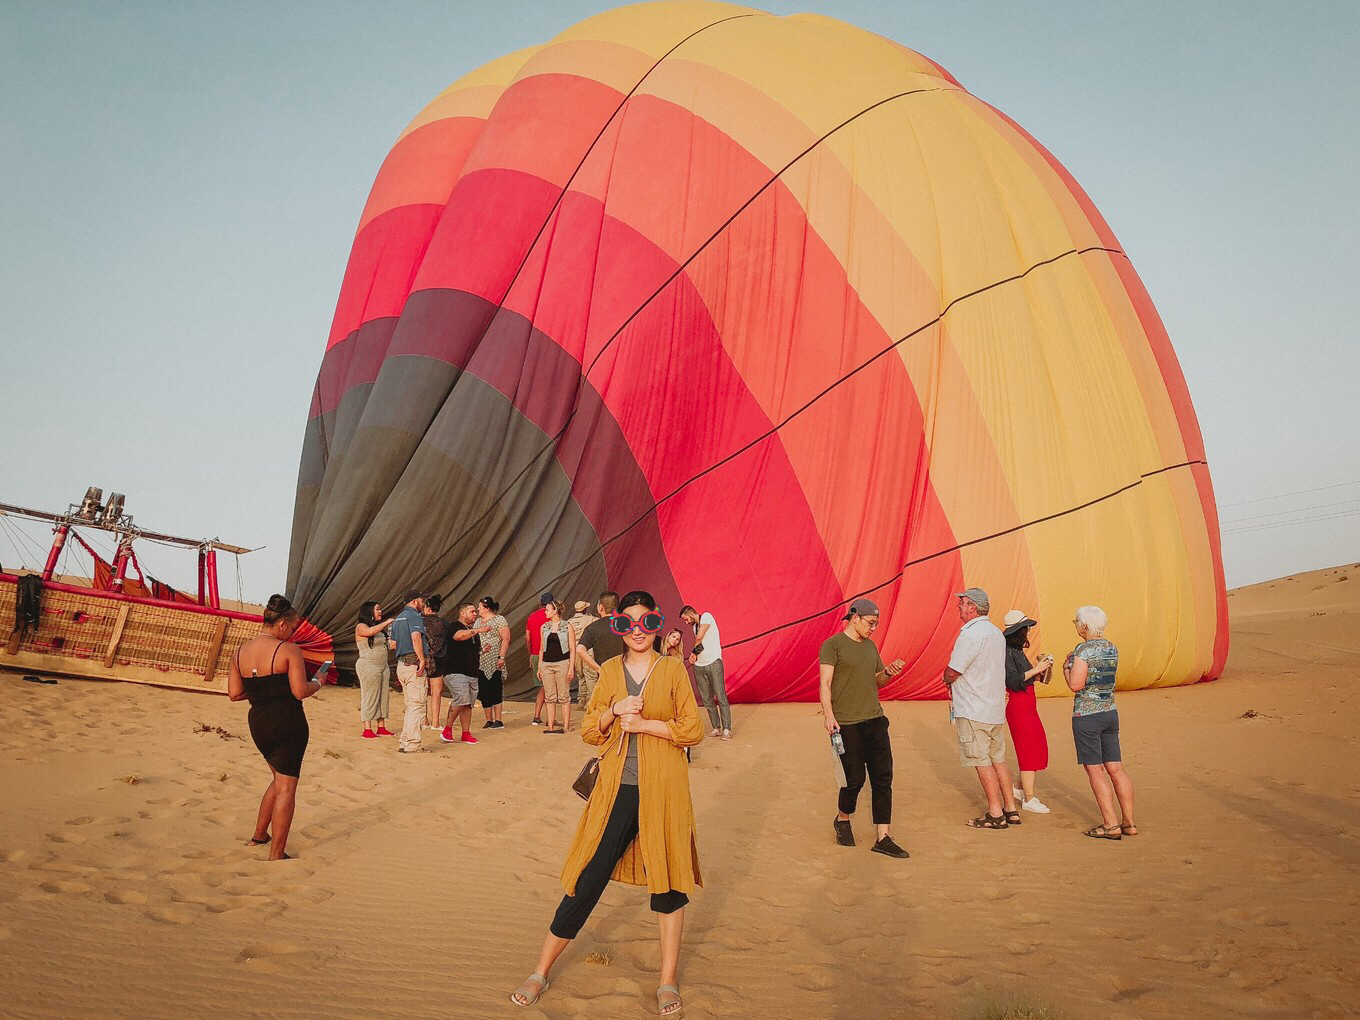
[837,715,894,825]
[550,784,688,939]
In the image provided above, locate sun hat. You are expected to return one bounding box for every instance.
[1002,609,1037,636]
[574,600,591,613]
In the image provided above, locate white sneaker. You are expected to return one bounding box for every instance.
[1012,787,1024,801]
[1021,796,1050,814]
[708,728,721,738]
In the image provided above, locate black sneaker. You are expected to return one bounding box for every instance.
[482,720,494,729]
[492,721,506,729]
[833,818,855,847]
[871,835,910,859]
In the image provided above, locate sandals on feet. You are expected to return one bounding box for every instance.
[246,835,270,846]
[1120,822,1138,836]
[966,814,1009,830]
[1003,809,1022,826]
[510,973,550,1007]
[1084,823,1122,840]
[657,984,682,1016]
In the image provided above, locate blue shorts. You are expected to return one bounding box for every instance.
[1072,710,1121,765]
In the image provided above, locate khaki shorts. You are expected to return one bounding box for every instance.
[957,718,1007,767]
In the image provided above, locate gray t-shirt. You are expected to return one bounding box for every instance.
[621,661,646,785]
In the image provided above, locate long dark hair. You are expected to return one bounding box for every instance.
[1005,626,1031,650]
[359,601,381,647]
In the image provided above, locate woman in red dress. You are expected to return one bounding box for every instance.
[1002,610,1052,814]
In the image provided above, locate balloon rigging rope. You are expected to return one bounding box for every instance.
[312,35,1202,643]
[302,11,760,608]
[726,458,1208,648]
[422,82,962,608]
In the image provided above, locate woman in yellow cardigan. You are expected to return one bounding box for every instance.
[511,591,703,1016]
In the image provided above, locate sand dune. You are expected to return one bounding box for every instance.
[1,565,1357,1018]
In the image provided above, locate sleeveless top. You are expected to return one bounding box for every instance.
[239,642,296,705]
[1072,638,1118,716]
[356,629,388,667]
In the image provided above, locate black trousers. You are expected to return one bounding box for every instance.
[478,669,503,708]
[550,784,688,939]
[837,715,894,825]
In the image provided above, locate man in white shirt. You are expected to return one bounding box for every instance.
[681,605,731,739]
[943,587,1018,829]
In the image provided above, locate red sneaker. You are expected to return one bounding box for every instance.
[375,727,394,736]
[460,732,479,744]
[362,729,377,739]
[439,727,456,743]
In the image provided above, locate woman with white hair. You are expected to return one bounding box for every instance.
[1064,606,1137,839]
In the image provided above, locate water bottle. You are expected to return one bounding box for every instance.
[830,730,845,755]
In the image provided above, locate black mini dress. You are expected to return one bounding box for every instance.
[241,643,309,778]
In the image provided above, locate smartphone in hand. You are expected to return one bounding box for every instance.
[315,659,334,685]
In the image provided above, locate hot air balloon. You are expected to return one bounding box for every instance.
[288,1,1228,701]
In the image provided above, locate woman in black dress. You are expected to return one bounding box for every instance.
[228,594,325,860]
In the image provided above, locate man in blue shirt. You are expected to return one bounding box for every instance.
[390,591,430,753]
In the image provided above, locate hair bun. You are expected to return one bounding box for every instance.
[263,594,298,625]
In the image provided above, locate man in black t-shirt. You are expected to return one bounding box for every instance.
[575,590,623,709]
[440,602,483,744]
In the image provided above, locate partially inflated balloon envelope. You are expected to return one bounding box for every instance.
[288,1,1228,699]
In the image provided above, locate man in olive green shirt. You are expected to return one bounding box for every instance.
[819,598,907,859]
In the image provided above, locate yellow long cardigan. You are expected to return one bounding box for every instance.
[560,653,704,897]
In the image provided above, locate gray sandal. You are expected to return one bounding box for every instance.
[510,973,549,1007]
[657,983,682,1016]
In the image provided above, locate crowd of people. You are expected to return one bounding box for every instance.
[346,589,732,754]
[820,586,1136,861]
[227,582,1135,1011]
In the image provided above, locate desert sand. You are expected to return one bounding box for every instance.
[1,565,1356,1019]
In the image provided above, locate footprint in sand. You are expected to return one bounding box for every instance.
[47,832,86,845]
[40,879,91,895]
[66,816,97,826]
[1107,977,1153,1003]
[105,889,148,904]
[235,943,310,972]
[1,849,29,864]
[145,907,195,924]
[788,966,834,991]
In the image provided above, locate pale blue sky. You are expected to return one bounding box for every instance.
[1,1,1356,600]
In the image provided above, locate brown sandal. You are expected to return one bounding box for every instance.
[967,814,1008,830]
[1084,823,1122,840]
[1120,822,1139,836]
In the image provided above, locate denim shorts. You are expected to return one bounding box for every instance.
[1072,710,1121,765]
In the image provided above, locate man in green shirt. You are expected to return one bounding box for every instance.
[819,598,908,859]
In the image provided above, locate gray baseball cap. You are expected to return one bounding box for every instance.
[954,587,990,613]
[843,597,880,620]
